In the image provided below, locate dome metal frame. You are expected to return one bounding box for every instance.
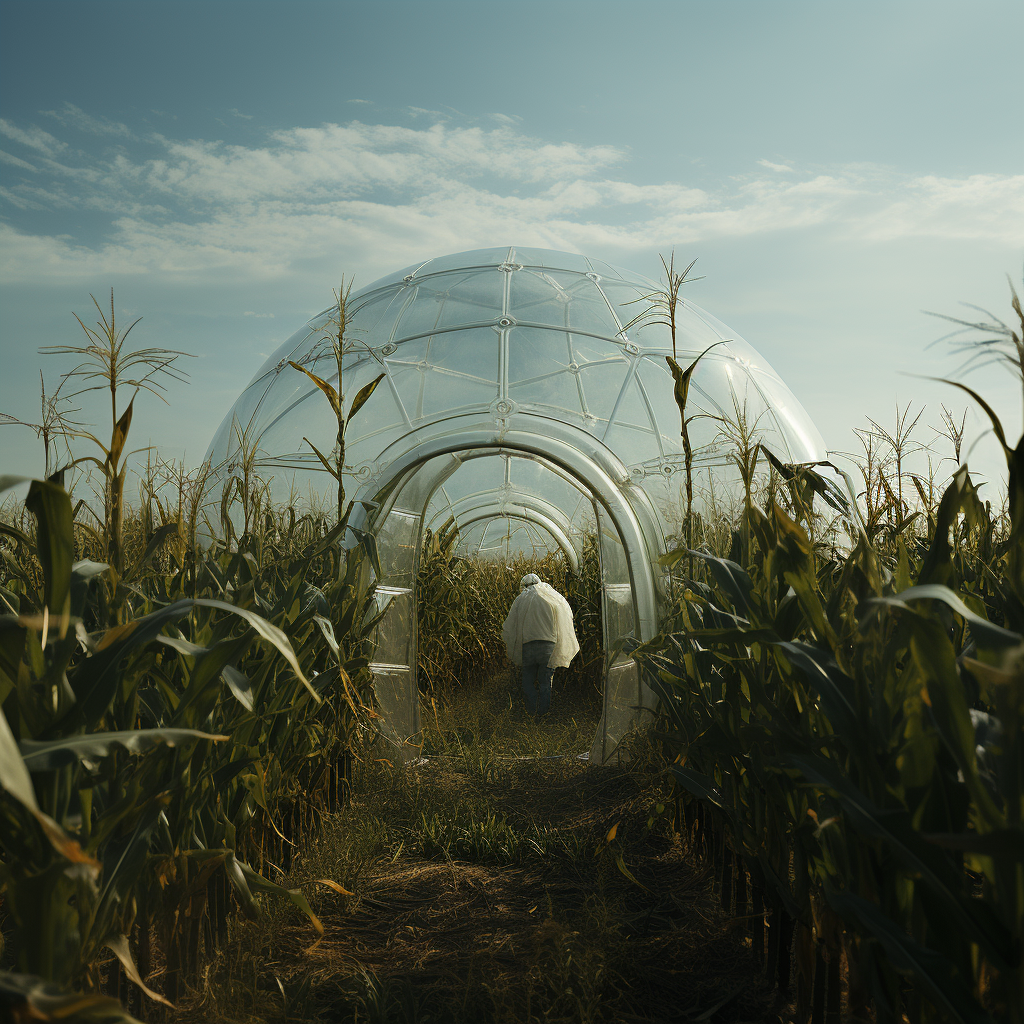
[206,247,826,763]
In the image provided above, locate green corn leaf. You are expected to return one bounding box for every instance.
[688,551,755,619]
[25,479,73,623]
[193,598,317,702]
[772,640,863,746]
[868,584,1021,651]
[0,521,33,548]
[670,763,725,809]
[791,753,1013,969]
[124,522,180,583]
[19,728,226,771]
[0,703,38,812]
[925,828,1024,859]
[825,886,994,1024]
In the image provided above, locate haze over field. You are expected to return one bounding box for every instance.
[1,0,1021,495]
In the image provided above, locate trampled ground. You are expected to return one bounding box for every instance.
[172,677,779,1024]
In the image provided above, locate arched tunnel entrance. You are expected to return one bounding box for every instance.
[349,431,661,765]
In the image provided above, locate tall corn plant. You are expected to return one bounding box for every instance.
[0,469,382,1003]
[643,372,1023,1023]
[40,290,191,587]
[288,279,385,526]
[621,252,722,565]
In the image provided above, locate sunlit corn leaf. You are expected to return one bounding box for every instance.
[288,361,341,420]
[348,372,386,419]
[313,614,340,657]
[193,598,318,701]
[104,934,172,1007]
[221,665,254,711]
[867,584,1022,650]
[199,849,325,936]
[154,634,206,657]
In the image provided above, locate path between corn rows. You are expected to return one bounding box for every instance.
[183,745,785,1024]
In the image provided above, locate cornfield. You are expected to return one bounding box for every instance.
[0,276,1021,1024]
[0,297,386,1020]
[638,282,1024,1023]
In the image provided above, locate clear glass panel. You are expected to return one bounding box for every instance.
[603,583,636,642]
[507,327,572,383]
[415,247,513,276]
[371,587,413,667]
[606,376,655,432]
[570,335,629,366]
[510,369,585,419]
[424,328,499,383]
[509,271,573,328]
[370,665,419,750]
[511,247,590,272]
[391,283,446,340]
[576,360,630,423]
[377,510,419,585]
[598,659,640,762]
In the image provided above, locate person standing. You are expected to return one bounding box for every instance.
[502,573,580,717]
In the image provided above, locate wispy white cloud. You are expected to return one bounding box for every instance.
[0,114,1021,287]
[0,119,66,156]
[0,149,37,171]
[227,108,255,120]
[757,159,794,173]
[41,103,134,139]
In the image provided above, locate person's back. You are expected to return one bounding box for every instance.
[502,573,578,717]
[513,585,558,644]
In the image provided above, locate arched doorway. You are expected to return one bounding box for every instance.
[349,429,660,764]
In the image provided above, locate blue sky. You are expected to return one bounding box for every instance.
[1,0,1021,498]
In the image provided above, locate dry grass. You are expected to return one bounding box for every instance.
[167,678,778,1024]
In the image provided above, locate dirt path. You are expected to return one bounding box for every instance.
[202,754,780,1024]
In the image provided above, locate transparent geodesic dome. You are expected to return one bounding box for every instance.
[206,246,825,763]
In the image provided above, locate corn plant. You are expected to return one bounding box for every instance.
[40,290,192,584]
[642,382,1022,1023]
[0,285,393,1010]
[288,279,385,525]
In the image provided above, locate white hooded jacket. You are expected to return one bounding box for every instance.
[502,574,580,669]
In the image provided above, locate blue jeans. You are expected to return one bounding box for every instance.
[521,640,555,717]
